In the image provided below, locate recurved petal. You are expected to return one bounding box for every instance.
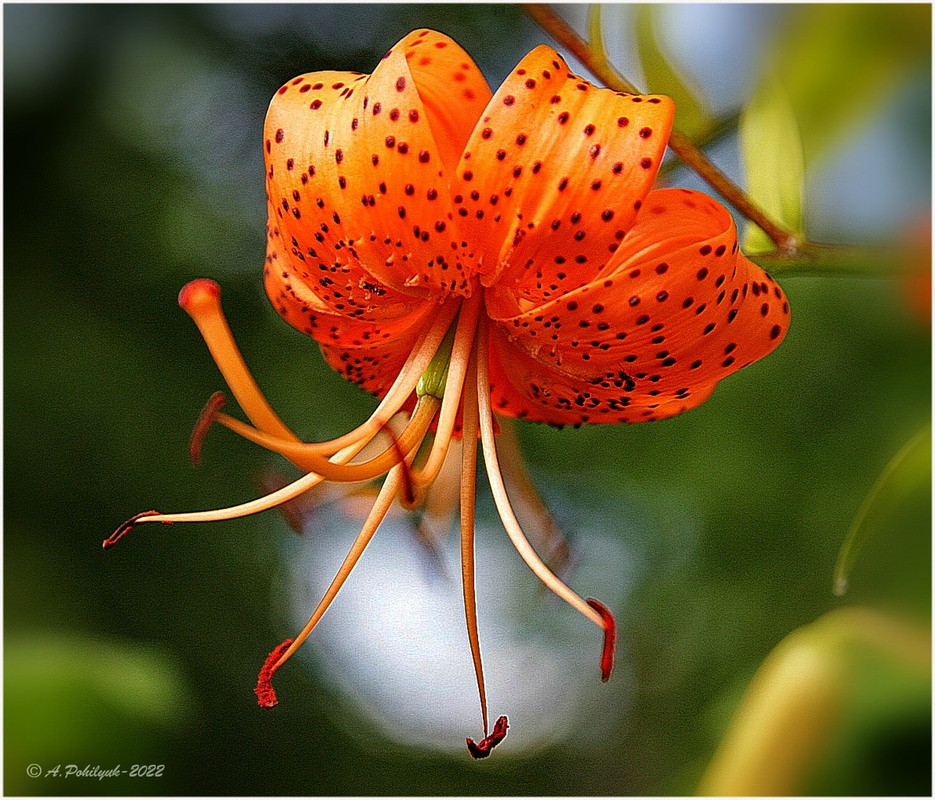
[264,196,426,327]
[487,321,718,424]
[264,31,489,301]
[451,45,673,314]
[266,261,439,399]
[489,189,789,423]
[315,303,439,398]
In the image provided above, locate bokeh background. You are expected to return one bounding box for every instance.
[4,3,930,796]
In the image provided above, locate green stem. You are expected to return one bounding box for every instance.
[751,243,904,278]
[522,2,799,255]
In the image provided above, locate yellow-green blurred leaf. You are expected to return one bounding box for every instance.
[698,607,930,796]
[766,4,930,166]
[634,4,713,141]
[740,78,805,254]
[833,425,932,595]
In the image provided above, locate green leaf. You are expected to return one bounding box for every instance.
[833,425,932,595]
[739,78,805,255]
[634,4,713,142]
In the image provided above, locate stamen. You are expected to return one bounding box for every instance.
[497,418,573,577]
[586,598,617,682]
[459,349,491,737]
[269,463,407,676]
[255,638,294,707]
[102,510,166,549]
[475,319,607,632]
[413,438,461,571]
[180,279,459,475]
[257,469,311,534]
[190,391,226,465]
[108,435,375,531]
[406,294,484,503]
[466,715,509,759]
[391,426,416,507]
[209,395,439,483]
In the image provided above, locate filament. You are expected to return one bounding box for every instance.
[406,293,483,502]
[272,462,408,671]
[107,430,386,537]
[496,418,572,578]
[210,395,439,483]
[458,347,489,736]
[475,319,605,631]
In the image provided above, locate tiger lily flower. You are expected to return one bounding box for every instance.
[107,30,789,758]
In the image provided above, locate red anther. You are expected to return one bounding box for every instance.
[586,598,616,682]
[255,638,294,708]
[465,714,509,759]
[257,469,309,534]
[177,278,221,311]
[102,510,162,550]
[190,391,226,465]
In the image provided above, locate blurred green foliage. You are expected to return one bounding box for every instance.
[767,3,931,167]
[4,3,930,796]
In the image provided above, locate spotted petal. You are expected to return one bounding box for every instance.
[488,189,789,423]
[264,30,492,306]
[450,45,674,315]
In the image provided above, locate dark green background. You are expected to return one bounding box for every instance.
[5,4,931,795]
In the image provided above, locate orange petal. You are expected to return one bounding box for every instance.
[488,189,789,424]
[396,29,493,175]
[264,31,490,301]
[266,255,441,398]
[487,322,716,424]
[315,304,439,398]
[264,193,424,326]
[449,45,673,312]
